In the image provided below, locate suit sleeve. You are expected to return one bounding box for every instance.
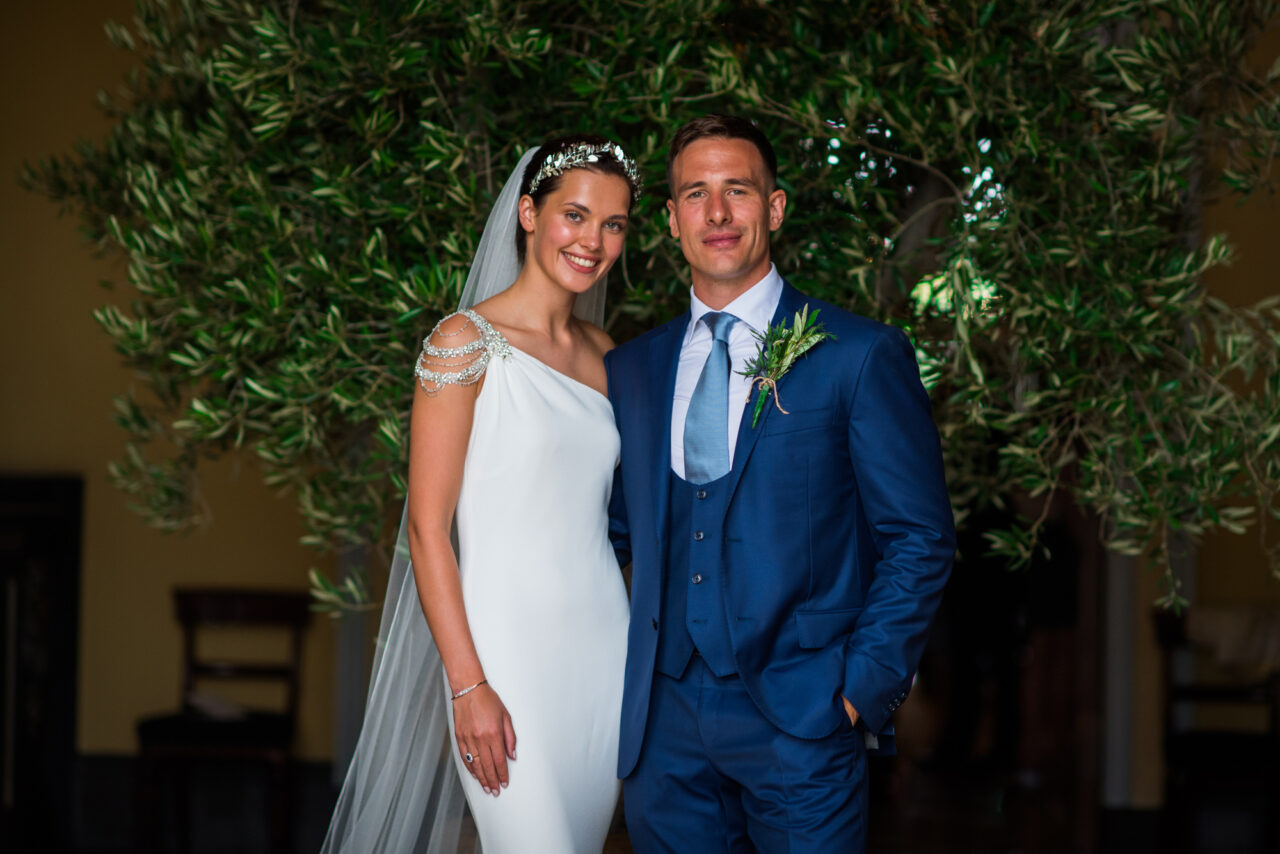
[604,351,632,570]
[841,326,955,734]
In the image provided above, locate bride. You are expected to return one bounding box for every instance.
[321,137,642,853]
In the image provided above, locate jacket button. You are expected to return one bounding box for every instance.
[691,574,703,584]
[693,530,704,541]
[696,489,707,500]
[651,618,658,630]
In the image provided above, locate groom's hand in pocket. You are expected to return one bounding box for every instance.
[841,695,860,728]
[454,684,517,796]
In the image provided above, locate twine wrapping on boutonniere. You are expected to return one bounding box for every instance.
[738,304,834,428]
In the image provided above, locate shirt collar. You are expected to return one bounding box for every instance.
[687,263,783,336]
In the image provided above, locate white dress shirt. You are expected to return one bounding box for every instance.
[671,264,784,479]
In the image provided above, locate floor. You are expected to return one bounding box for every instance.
[59,751,1279,853]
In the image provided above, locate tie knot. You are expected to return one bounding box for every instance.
[704,311,737,343]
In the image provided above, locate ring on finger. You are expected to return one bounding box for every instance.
[464,751,475,763]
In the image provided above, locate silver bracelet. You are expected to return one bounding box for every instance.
[451,679,487,701]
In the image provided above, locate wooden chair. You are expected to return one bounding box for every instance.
[136,588,311,854]
[1153,608,1280,854]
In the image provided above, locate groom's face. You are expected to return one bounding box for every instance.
[667,137,786,302]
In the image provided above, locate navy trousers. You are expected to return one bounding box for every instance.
[623,656,867,853]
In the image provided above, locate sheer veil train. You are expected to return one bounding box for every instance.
[319,146,607,853]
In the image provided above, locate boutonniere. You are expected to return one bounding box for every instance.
[738,304,834,428]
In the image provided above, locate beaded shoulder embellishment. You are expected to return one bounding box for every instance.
[414,309,512,395]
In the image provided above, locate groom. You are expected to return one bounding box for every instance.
[604,115,955,851]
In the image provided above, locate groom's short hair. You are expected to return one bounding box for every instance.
[666,115,778,196]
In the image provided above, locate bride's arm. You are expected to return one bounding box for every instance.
[406,314,516,797]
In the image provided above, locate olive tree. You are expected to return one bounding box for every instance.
[26,0,1280,607]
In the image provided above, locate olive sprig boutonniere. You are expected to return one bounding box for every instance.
[738,304,833,428]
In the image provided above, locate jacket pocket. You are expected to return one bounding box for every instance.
[761,407,833,436]
[795,607,862,649]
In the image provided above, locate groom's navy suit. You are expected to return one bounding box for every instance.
[605,280,954,849]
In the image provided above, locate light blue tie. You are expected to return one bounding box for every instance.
[683,311,738,484]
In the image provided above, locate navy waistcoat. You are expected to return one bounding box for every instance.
[655,471,736,677]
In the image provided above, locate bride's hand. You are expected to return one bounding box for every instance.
[453,684,517,796]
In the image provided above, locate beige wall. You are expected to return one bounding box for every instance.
[1190,18,1280,732]
[1125,21,1280,806]
[1198,25,1280,600]
[1,1,337,761]
[1127,554,1166,807]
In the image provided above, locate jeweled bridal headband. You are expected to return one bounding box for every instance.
[527,141,643,201]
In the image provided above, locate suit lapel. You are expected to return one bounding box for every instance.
[723,281,808,506]
[647,312,690,550]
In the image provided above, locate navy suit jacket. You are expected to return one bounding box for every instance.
[605,281,954,778]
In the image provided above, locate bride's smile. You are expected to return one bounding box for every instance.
[562,250,600,270]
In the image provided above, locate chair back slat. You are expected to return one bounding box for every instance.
[173,587,311,720]
[1153,608,1280,728]
[191,662,296,680]
[176,589,311,626]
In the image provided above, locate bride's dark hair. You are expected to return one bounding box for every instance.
[514,134,639,264]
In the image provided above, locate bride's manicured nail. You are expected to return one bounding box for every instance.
[501,781,508,789]
[482,786,491,794]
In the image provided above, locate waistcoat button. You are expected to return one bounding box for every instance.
[693,531,704,541]
[691,574,703,584]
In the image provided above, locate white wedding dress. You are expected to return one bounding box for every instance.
[439,309,629,852]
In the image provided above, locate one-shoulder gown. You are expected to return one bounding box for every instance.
[442,312,629,853]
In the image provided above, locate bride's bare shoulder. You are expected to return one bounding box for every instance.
[578,320,616,357]
[459,296,521,341]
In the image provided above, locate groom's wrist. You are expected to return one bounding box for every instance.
[841,695,860,726]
